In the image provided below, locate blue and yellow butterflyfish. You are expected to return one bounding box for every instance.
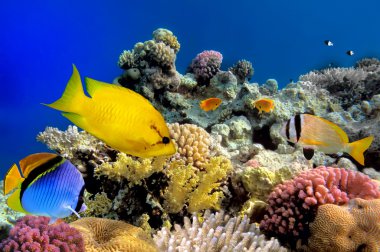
[3,153,86,224]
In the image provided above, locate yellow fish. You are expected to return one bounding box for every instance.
[280,114,374,165]
[44,65,176,158]
[253,98,275,114]
[199,98,222,111]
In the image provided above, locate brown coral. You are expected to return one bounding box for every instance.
[306,200,380,252]
[144,40,175,68]
[153,28,180,53]
[70,217,158,252]
[168,123,212,168]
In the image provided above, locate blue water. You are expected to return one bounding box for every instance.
[1,0,380,178]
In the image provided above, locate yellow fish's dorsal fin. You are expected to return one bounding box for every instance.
[6,188,27,213]
[4,164,23,195]
[315,116,349,143]
[85,77,111,97]
[43,64,87,114]
[19,153,58,178]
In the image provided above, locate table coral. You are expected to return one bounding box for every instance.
[0,216,84,252]
[260,166,380,245]
[70,217,158,252]
[153,210,288,252]
[305,199,380,252]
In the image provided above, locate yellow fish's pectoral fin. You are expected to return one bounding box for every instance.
[4,164,23,195]
[19,153,57,178]
[43,64,86,114]
[62,112,87,130]
[301,138,326,146]
[6,188,27,213]
[347,135,374,165]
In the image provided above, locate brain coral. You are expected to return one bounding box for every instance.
[0,216,84,252]
[70,217,157,252]
[306,199,380,252]
[169,123,212,168]
[189,50,223,84]
[260,166,380,244]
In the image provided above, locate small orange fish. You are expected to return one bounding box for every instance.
[199,98,222,111]
[253,98,275,114]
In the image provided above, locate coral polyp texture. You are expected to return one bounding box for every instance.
[153,210,288,252]
[70,217,158,252]
[188,50,223,84]
[305,199,380,252]
[229,59,254,84]
[260,166,380,245]
[0,216,84,252]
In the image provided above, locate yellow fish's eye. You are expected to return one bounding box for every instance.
[162,137,170,144]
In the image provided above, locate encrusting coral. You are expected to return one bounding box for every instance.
[0,216,84,252]
[304,198,380,252]
[70,217,158,252]
[154,210,287,252]
[260,166,380,245]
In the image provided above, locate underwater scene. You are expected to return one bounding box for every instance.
[1,0,380,251]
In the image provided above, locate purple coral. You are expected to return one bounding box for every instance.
[0,216,84,252]
[260,166,380,243]
[188,50,223,84]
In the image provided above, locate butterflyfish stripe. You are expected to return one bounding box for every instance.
[75,185,86,213]
[295,114,302,142]
[285,119,290,140]
[20,155,64,200]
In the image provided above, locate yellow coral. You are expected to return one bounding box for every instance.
[163,156,232,213]
[70,217,158,252]
[95,152,168,186]
[169,123,212,168]
[153,28,180,53]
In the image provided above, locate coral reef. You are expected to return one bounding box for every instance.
[0,216,84,252]
[70,217,158,252]
[260,166,380,245]
[304,199,380,252]
[188,50,223,84]
[153,210,288,252]
[229,59,254,84]
[0,181,25,241]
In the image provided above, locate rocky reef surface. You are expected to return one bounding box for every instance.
[2,29,380,252]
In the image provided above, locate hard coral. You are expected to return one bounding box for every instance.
[188,50,223,84]
[70,217,157,252]
[306,199,380,252]
[154,210,288,252]
[260,166,380,244]
[169,123,212,168]
[228,59,254,84]
[152,28,180,53]
[0,216,84,252]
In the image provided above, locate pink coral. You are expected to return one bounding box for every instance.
[260,166,380,243]
[189,50,223,84]
[0,216,84,252]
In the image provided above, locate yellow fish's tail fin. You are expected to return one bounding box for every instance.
[347,135,374,165]
[43,64,87,114]
[4,164,24,195]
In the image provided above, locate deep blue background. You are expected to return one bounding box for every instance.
[1,0,380,178]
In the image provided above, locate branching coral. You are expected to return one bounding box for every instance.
[188,50,223,84]
[95,152,168,186]
[229,59,254,84]
[260,166,380,244]
[0,216,84,252]
[70,217,158,252]
[152,28,180,53]
[163,156,232,213]
[305,199,380,252]
[153,210,288,252]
